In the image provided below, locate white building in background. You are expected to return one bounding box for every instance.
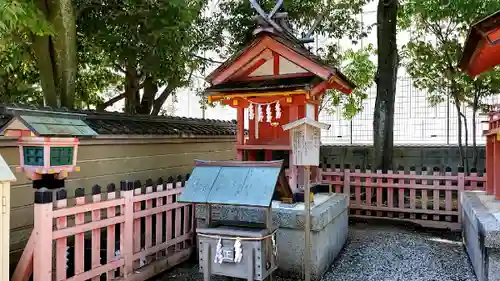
[162,1,495,145]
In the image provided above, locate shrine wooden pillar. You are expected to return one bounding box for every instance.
[288,104,299,192]
[236,107,245,160]
[486,134,494,195]
[265,150,273,161]
[495,135,500,199]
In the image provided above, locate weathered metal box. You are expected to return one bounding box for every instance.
[198,225,278,280]
[179,160,293,281]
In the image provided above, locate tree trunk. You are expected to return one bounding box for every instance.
[373,0,398,171]
[50,0,77,108]
[472,96,479,168]
[137,76,158,114]
[32,34,58,107]
[462,112,469,172]
[124,66,139,114]
[32,0,77,108]
[151,86,175,116]
[454,101,465,167]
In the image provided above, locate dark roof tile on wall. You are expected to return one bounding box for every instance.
[0,104,237,136]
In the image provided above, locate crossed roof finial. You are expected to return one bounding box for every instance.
[249,0,321,44]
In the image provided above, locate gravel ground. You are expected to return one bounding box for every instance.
[153,221,477,281]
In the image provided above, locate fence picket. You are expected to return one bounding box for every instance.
[444,169,453,222]
[145,182,154,255]
[376,170,383,217]
[106,184,117,281]
[155,179,165,260]
[175,179,183,251]
[397,170,405,219]
[432,170,440,221]
[91,185,102,281]
[387,170,394,218]
[55,190,68,281]
[74,188,86,276]
[166,179,174,255]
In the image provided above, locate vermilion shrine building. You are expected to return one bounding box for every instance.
[204,16,355,191]
[459,11,500,198]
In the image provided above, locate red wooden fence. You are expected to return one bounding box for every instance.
[12,175,194,281]
[320,166,485,230]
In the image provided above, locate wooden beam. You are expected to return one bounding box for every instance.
[264,39,331,80]
[211,38,270,85]
[273,51,280,75]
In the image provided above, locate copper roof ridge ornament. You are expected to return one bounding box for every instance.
[249,0,322,44]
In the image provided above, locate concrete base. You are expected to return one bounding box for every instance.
[196,193,349,280]
[461,191,500,281]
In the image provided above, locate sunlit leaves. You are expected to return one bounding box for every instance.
[400,0,500,108]
[322,44,376,119]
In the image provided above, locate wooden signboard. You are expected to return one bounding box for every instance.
[283,118,329,167]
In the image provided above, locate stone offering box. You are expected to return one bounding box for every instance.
[179,160,295,281]
[196,192,349,280]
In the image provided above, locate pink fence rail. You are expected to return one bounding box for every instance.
[12,175,194,281]
[321,166,485,230]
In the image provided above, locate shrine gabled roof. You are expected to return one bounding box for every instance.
[0,107,98,137]
[178,160,287,207]
[459,10,500,76]
[204,75,322,94]
[282,117,331,131]
[205,30,355,93]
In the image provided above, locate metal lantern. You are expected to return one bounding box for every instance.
[0,107,98,185]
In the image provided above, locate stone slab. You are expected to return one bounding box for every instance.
[461,191,500,281]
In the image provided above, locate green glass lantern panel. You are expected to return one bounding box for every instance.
[24,146,44,166]
[50,147,74,166]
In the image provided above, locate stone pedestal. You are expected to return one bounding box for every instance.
[196,193,349,280]
[461,191,500,281]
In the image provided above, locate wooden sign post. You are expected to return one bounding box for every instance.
[282,117,330,281]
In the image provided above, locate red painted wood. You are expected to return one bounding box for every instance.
[175,182,183,251]
[74,196,86,276]
[273,51,279,75]
[241,58,267,78]
[376,170,383,217]
[444,171,453,222]
[238,72,314,81]
[106,190,117,280]
[395,170,403,218]
[310,81,329,97]
[354,168,362,215]
[387,170,394,218]
[490,139,500,200]
[265,150,273,161]
[55,196,68,281]
[210,37,269,85]
[134,188,142,263]
[91,192,102,281]
[264,38,332,81]
[433,172,440,221]
[334,168,342,193]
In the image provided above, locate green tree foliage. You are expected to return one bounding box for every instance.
[212,0,375,118]
[321,45,377,119]
[399,0,500,168]
[77,0,223,114]
[1,0,82,108]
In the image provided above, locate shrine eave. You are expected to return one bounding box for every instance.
[204,76,321,94]
[459,10,500,77]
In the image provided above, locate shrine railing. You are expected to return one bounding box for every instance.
[318,166,485,230]
[12,175,194,281]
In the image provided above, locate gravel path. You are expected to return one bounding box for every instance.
[153,222,477,281]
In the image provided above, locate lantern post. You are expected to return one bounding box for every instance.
[282,117,330,281]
